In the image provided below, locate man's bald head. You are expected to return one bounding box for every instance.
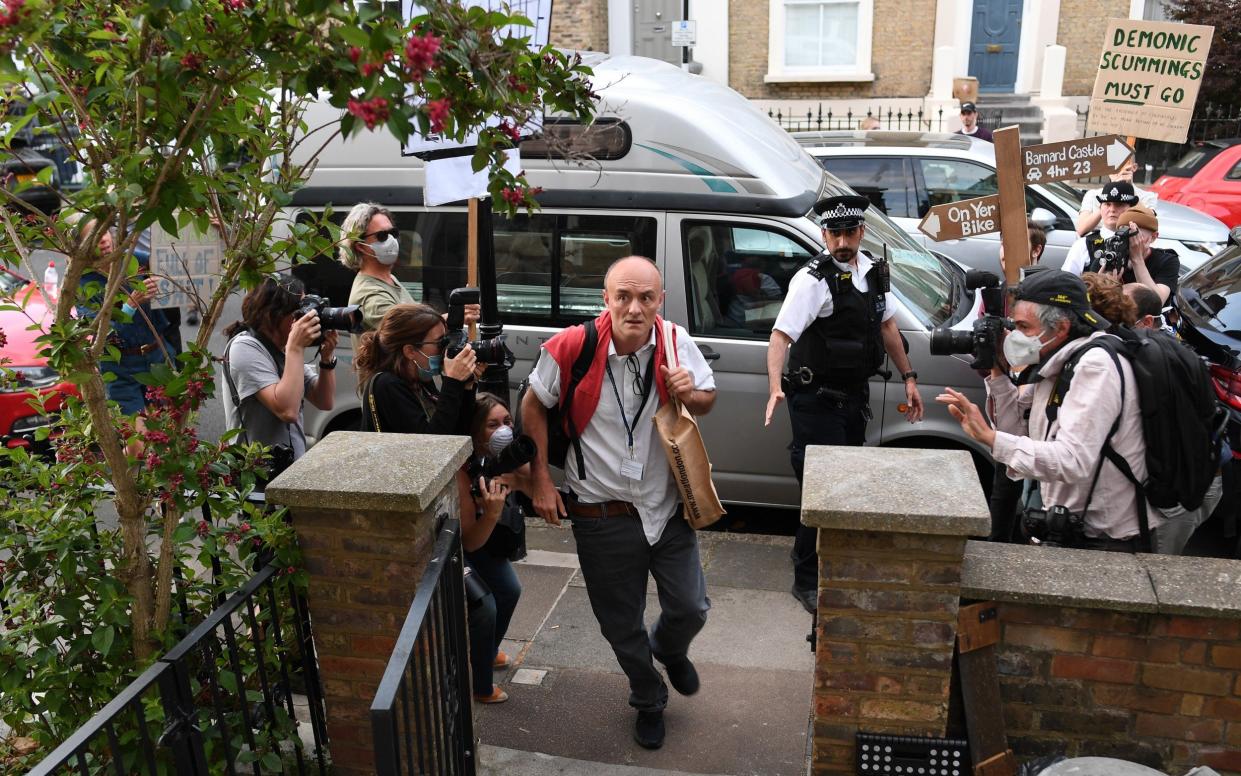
[604,255,662,290]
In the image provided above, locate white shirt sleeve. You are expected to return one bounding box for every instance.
[1079,188,1101,214]
[882,291,896,322]
[674,325,716,391]
[528,349,562,408]
[1063,238,1088,276]
[773,268,830,342]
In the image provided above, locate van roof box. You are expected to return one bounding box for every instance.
[293,54,826,218]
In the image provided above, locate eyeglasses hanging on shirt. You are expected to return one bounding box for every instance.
[605,350,657,474]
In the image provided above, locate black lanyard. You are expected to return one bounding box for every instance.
[605,350,656,456]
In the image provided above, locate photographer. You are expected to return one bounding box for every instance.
[222,276,337,466]
[938,271,1161,551]
[1063,186,1178,304]
[455,393,529,704]
[354,302,477,435]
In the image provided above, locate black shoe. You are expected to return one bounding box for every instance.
[634,710,665,749]
[658,656,700,696]
[792,585,816,614]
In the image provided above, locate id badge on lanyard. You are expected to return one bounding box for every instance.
[606,353,655,481]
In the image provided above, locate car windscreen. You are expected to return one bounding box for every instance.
[1166,146,1224,178]
[1180,246,1241,333]
[817,181,954,329]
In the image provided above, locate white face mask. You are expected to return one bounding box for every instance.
[488,424,515,455]
[371,235,400,266]
[1003,328,1047,367]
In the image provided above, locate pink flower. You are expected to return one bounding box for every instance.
[498,119,521,142]
[347,96,390,131]
[426,98,452,134]
[0,0,26,27]
[348,46,363,64]
[404,32,441,80]
[180,53,203,70]
[196,520,210,537]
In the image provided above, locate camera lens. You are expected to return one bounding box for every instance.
[319,305,363,333]
[929,328,975,356]
[473,337,509,365]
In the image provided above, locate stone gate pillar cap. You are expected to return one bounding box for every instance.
[265,431,471,513]
[800,446,989,536]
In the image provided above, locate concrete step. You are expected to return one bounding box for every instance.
[479,745,731,775]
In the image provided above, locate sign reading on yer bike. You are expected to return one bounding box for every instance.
[918,194,1001,241]
[1020,135,1134,185]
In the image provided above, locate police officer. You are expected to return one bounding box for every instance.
[1062,182,1179,303]
[764,195,924,612]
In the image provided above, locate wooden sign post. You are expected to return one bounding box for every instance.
[993,126,1032,287]
[467,198,480,339]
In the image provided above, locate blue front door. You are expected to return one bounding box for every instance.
[968,0,1021,93]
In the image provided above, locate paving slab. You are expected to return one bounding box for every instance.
[525,520,579,554]
[476,666,811,776]
[701,541,794,593]
[505,564,576,642]
[479,745,733,775]
[521,585,814,675]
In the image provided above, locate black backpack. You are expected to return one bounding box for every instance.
[1047,329,1223,544]
[516,322,599,475]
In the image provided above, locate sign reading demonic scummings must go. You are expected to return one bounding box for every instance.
[1087,19,1214,144]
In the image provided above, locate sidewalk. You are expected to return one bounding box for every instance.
[476,520,814,776]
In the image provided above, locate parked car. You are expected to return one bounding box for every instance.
[1175,241,1241,555]
[1150,138,1241,229]
[795,131,1228,277]
[0,266,78,454]
[1,100,62,216]
[278,55,996,510]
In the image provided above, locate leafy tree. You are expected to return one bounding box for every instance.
[0,0,594,757]
[1166,0,1241,109]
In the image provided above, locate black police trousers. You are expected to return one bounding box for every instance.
[788,386,868,593]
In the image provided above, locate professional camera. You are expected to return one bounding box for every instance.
[445,287,513,366]
[1098,225,1135,273]
[928,270,1012,371]
[468,434,537,496]
[294,294,363,344]
[1022,505,1086,548]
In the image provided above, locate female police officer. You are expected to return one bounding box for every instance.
[764,195,924,612]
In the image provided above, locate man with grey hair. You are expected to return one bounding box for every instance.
[937,270,1161,551]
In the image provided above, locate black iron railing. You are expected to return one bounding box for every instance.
[767,104,946,133]
[26,559,329,775]
[371,518,475,776]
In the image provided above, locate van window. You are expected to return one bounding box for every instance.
[817,157,915,218]
[683,222,816,338]
[294,209,656,326]
[918,158,998,210]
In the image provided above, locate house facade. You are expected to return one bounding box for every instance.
[548,0,1174,139]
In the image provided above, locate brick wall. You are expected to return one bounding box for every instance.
[549,0,609,52]
[729,0,936,100]
[813,531,966,773]
[1057,0,1131,96]
[993,602,1241,773]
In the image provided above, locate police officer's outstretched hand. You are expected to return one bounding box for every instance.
[764,389,784,427]
[903,380,925,423]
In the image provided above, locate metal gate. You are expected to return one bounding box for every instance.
[370,519,475,776]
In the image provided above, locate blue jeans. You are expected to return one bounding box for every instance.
[103,351,161,415]
[464,552,521,696]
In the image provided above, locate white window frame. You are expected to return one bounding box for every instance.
[766,0,875,83]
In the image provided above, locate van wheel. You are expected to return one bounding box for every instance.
[882,438,994,502]
[322,410,362,438]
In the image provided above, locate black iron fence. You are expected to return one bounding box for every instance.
[371,518,475,776]
[767,104,946,133]
[1077,101,1241,183]
[25,494,329,776]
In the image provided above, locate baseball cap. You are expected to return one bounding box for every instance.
[960,102,977,113]
[1015,269,1110,331]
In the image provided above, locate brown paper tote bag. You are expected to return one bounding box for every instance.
[652,320,726,529]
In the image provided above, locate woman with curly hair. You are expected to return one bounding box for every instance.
[1082,272,1137,330]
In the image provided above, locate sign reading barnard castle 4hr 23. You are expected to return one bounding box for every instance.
[1087,19,1214,144]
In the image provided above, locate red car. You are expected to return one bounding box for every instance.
[1150,138,1241,228]
[0,266,78,453]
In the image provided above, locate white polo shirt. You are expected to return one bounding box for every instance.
[1062,226,1114,277]
[529,323,716,545]
[773,252,896,343]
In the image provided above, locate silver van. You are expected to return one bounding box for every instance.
[283,55,991,509]
[795,131,1228,275]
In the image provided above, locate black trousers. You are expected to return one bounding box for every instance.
[989,464,1024,543]
[788,387,868,592]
